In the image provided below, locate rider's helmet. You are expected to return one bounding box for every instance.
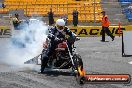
[56,19,65,31]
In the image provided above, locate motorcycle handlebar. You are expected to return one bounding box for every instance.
[75,37,80,41]
[48,33,80,42]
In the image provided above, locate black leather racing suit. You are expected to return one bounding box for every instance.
[41,26,76,73]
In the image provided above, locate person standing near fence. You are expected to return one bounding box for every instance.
[72,9,78,26]
[12,13,21,30]
[48,8,54,26]
[101,11,115,42]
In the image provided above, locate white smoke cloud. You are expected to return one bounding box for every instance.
[1,17,48,68]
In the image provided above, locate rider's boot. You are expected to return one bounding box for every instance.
[40,55,49,73]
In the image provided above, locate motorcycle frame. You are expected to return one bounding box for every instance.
[65,40,76,69]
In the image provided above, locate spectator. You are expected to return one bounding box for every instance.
[101,11,115,42]
[0,3,5,8]
[12,13,21,30]
[2,3,5,8]
[48,8,54,26]
[72,9,78,26]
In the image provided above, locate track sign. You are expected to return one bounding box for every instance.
[0,28,11,38]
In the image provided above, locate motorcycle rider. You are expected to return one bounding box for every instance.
[41,19,76,73]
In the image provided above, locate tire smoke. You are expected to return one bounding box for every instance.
[0,18,48,68]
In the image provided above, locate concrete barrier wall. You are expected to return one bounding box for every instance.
[0,25,131,38]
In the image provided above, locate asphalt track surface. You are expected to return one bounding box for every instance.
[0,37,132,88]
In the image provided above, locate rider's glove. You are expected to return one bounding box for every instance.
[55,37,60,41]
[76,37,80,41]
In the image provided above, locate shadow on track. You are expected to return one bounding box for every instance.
[40,70,75,77]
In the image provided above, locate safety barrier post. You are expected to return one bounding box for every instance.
[118,21,121,37]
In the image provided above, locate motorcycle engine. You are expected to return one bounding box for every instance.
[57,51,69,60]
[54,51,69,67]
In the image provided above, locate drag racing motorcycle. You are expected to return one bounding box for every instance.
[24,34,86,84]
[41,34,85,77]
